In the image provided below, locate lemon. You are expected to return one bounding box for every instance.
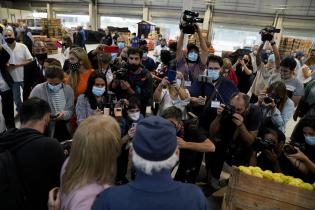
[299,183,314,191]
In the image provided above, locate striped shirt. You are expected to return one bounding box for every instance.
[50,88,66,116]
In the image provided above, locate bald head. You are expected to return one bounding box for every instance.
[230,92,250,114]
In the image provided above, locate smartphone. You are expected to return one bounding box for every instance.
[114,108,122,117]
[167,69,176,83]
[132,123,137,128]
[103,108,110,116]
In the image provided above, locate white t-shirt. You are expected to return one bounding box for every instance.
[157,88,190,119]
[3,42,33,82]
[0,72,10,92]
[0,96,6,133]
[154,45,169,63]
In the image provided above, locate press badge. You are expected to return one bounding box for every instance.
[211,101,221,108]
[184,81,191,87]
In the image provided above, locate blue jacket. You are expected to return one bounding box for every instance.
[92,169,209,210]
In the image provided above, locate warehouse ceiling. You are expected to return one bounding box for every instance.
[1,0,315,18]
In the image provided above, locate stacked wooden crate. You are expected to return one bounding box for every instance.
[279,36,313,57]
[41,18,62,40]
[33,35,59,55]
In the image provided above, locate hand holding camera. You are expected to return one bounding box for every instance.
[179,10,204,34]
[259,26,280,42]
[232,113,244,127]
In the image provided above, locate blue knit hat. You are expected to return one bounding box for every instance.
[132,116,177,161]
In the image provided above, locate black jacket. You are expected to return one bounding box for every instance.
[0,47,14,89]
[0,128,65,210]
[23,59,46,99]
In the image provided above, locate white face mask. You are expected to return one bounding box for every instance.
[176,79,182,86]
[128,111,140,121]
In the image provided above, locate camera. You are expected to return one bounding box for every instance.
[115,68,129,81]
[179,10,204,34]
[252,138,276,152]
[283,141,305,155]
[263,95,281,105]
[221,104,236,118]
[259,26,281,42]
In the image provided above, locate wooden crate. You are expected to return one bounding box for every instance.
[223,168,315,210]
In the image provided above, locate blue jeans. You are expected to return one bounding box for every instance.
[12,82,24,113]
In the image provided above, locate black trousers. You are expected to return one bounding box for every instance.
[0,90,15,129]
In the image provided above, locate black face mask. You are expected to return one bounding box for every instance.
[5,38,15,44]
[128,63,140,72]
[35,53,48,62]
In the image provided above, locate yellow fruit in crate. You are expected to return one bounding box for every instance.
[239,166,252,175]
[272,176,284,183]
[252,171,263,178]
[249,166,263,173]
[263,170,273,180]
[299,183,314,191]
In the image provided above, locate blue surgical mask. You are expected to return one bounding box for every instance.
[48,83,62,92]
[92,86,106,97]
[117,42,125,49]
[304,135,315,146]
[187,52,198,62]
[143,52,148,58]
[207,69,220,81]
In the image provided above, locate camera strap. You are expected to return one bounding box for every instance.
[203,78,223,112]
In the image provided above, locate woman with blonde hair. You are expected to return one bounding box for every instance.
[48,115,122,210]
[222,58,238,86]
[67,47,94,98]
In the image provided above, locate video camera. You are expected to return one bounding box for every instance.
[115,68,129,81]
[252,138,276,152]
[180,10,204,34]
[259,26,281,42]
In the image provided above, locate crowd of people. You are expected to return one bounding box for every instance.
[0,18,315,210]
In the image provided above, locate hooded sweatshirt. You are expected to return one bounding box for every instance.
[0,128,65,210]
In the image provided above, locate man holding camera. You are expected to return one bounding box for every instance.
[110,48,153,114]
[161,106,215,184]
[189,55,238,132]
[208,92,262,187]
[176,23,208,83]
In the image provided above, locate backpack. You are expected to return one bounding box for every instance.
[0,136,34,210]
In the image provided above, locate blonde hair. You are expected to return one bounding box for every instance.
[62,115,121,194]
[68,47,92,90]
[223,58,232,69]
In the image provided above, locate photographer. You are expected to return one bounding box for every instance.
[75,72,113,125]
[176,23,208,82]
[189,55,238,131]
[116,96,144,185]
[250,124,297,176]
[232,54,254,93]
[153,72,190,119]
[208,92,262,184]
[287,116,315,183]
[109,48,153,114]
[257,81,294,132]
[248,35,281,103]
[161,106,215,183]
